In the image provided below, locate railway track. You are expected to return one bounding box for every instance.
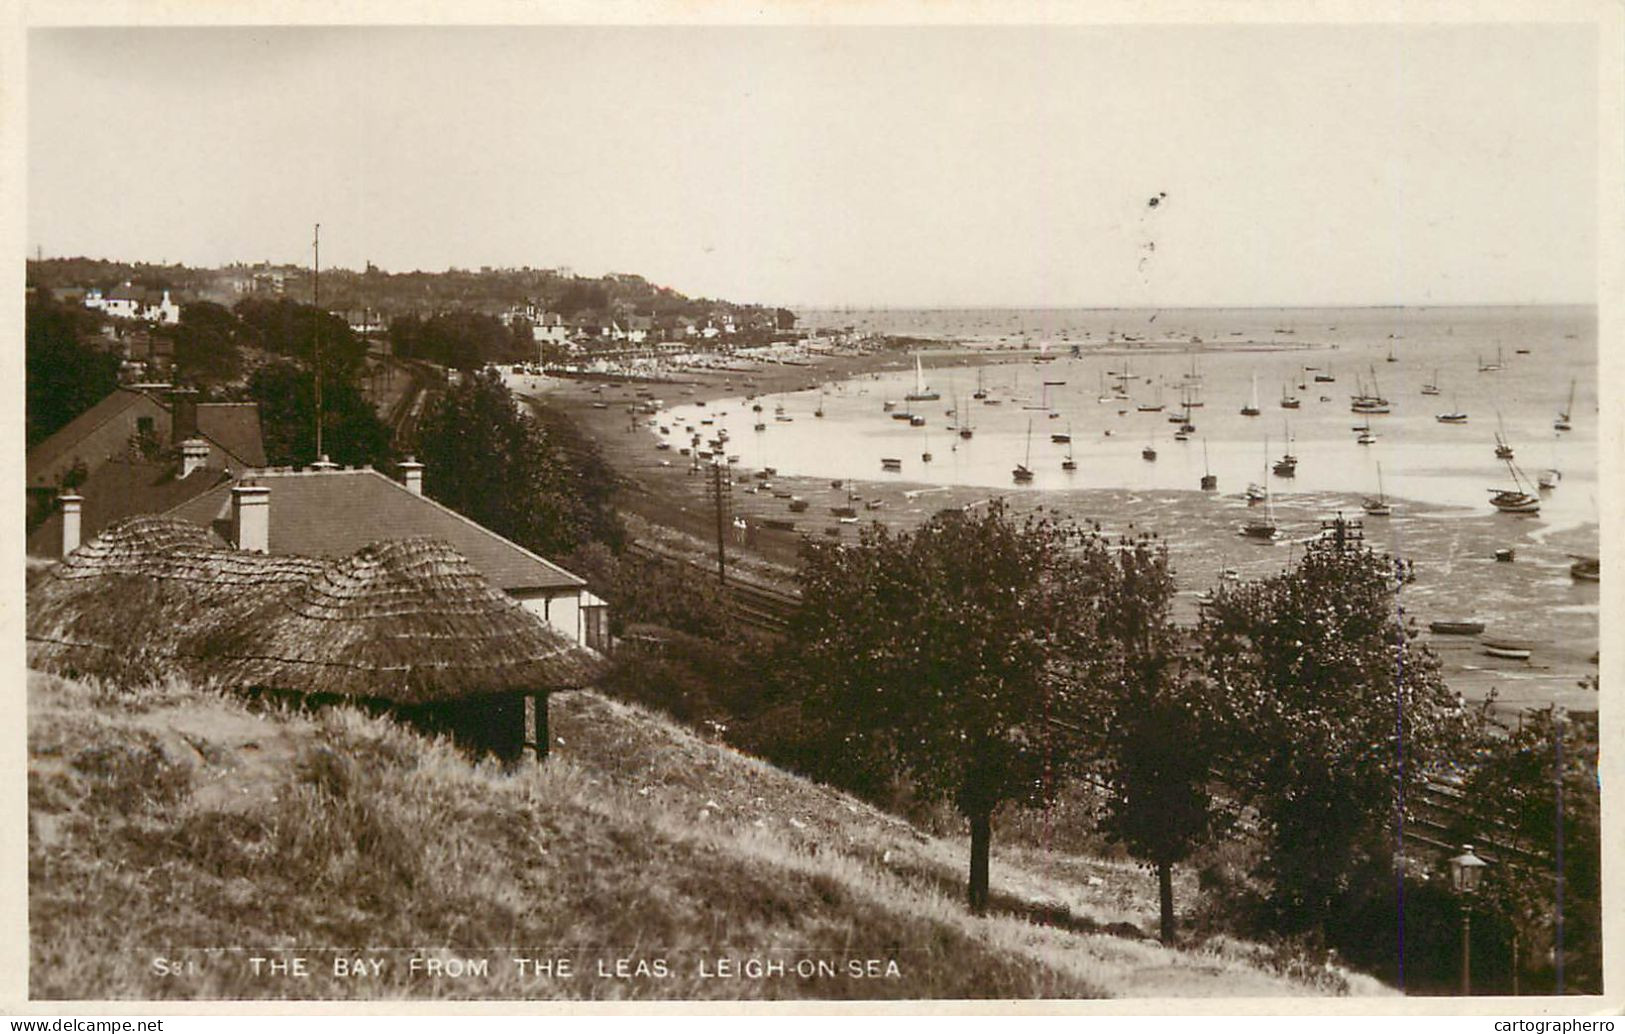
[624,541,800,634]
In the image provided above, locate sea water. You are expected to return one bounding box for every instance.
[682,305,1596,535]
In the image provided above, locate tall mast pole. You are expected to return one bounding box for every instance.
[313,223,323,461]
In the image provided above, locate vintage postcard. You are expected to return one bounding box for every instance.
[4,0,1620,1017]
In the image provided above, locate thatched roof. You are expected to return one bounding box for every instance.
[27,517,605,702]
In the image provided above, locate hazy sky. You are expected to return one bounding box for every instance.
[28,23,1599,308]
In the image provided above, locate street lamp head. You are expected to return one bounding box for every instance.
[1450,844,1488,894]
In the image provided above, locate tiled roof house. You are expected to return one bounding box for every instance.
[163,464,609,652]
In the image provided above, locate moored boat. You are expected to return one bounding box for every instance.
[1482,638,1532,661]
[1429,620,1485,635]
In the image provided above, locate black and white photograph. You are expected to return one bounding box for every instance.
[8,2,1619,1010]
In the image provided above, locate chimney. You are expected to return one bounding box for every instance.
[59,492,83,557]
[169,387,199,443]
[310,454,339,472]
[179,437,211,478]
[230,482,270,553]
[399,456,424,496]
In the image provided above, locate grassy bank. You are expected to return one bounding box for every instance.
[26,670,1385,1000]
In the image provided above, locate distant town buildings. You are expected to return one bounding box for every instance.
[85,283,181,324]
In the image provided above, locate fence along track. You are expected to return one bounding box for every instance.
[623,541,799,634]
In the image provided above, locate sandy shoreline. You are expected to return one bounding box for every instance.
[515,350,1599,719]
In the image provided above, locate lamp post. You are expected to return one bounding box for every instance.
[1450,844,1489,995]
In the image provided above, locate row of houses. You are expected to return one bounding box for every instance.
[500,302,746,346]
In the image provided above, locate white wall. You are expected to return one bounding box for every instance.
[517,589,583,646]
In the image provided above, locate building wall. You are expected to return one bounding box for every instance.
[516,588,583,646]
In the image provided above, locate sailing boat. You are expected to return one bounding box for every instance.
[1489,459,1540,513]
[906,355,939,402]
[921,423,932,464]
[1136,379,1165,412]
[1538,436,1561,490]
[1062,431,1077,472]
[1096,369,1112,403]
[1273,423,1297,477]
[1200,440,1218,491]
[1421,369,1441,396]
[1493,411,1514,460]
[1241,439,1279,539]
[1555,379,1575,431]
[1280,380,1300,409]
[973,367,988,400]
[1478,345,1504,372]
[1142,426,1157,462]
[1314,365,1336,383]
[815,391,826,418]
[1240,373,1261,416]
[1436,395,1468,424]
[1013,420,1035,482]
[1363,462,1393,516]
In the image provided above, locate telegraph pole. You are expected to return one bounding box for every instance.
[313,223,324,461]
[710,457,730,586]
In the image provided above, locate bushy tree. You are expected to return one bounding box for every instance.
[1453,707,1601,994]
[1193,533,1474,935]
[1091,535,1226,943]
[26,295,119,448]
[785,502,1115,913]
[170,300,244,387]
[234,298,367,382]
[247,360,393,469]
[412,369,598,559]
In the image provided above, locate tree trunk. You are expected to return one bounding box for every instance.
[1158,859,1176,944]
[968,810,992,915]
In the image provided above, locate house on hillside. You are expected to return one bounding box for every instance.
[96,283,181,324]
[26,387,268,533]
[27,517,604,763]
[162,462,610,652]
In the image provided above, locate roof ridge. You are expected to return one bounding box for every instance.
[166,467,585,589]
[27,387,161,472]
[354,469,586,588]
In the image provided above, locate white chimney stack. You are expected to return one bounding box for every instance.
[230,483,270,553]
[179,437,211,478]
[399,456,424,496]
[59,492,83,557]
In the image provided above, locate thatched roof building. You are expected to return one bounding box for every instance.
[27,516,606,760]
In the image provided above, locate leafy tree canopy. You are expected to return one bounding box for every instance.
[411,369,617,559]
[1193,535,1475,933]
[246,360,394,470]
[26,295,119,449]
[785,502,1120,911]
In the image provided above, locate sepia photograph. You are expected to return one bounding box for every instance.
[10,4,1618,1009]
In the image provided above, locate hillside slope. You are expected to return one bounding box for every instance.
[26,671,1387,1000]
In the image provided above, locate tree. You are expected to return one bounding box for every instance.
[1193,532,1475,935]
[785,502,1112,913]
[1091,535,1225,944]
[234,297,367,383]
[1453,706,1601,994]
[412,369,597,559]
[26,295,119,448]
[170,300,244,387]
[247,360,393,469]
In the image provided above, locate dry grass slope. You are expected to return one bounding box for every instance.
[27,670,1390,1000]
